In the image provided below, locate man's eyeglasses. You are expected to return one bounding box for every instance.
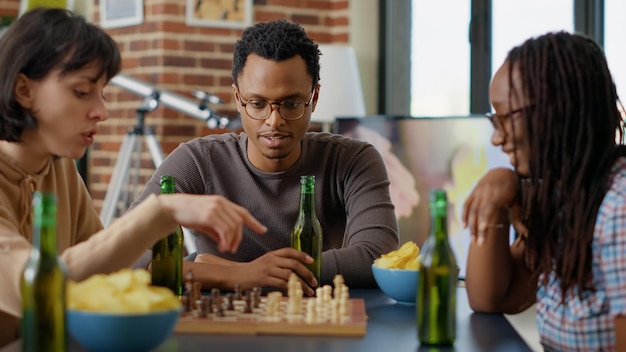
[485,104,534,132]
[236,90,315,121]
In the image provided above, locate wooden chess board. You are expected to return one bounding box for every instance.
[175,296,367,337]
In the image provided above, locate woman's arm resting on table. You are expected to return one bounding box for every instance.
[615,316,626,350]
[463,168,536,314]
[466,231,536,314]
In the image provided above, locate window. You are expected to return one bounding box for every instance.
[411,1,470,116]
[383,0,595,117]
[492,1,573,76]
[408,0,573,117]
[604,0,626,101]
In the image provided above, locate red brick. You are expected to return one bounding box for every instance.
[129,40,149,51]
[162,55,195,67]
[183,74,215,86]
[269,0,304,6]
[184,40,215,52]
[330,0,349,10]
[150,3,182,15]
[292,14,320,25]
[139,56,160,67]
[199,58,232,70]
[304,0,332,10]
[255,11,289,22]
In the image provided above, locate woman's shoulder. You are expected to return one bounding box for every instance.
[597,156,626,215]
[609,156,626,187]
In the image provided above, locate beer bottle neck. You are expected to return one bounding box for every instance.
[299,187,316,217]
[32,193,58,257]
[430,212,448,242]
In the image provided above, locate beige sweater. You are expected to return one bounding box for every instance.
[0,151,177,347]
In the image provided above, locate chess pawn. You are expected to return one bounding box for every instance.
[339,297,349,317]
[244,293,253,313]
[226,293,235,310]
[340,286,349,300]
[192,282,202,310]
[333,274,345,300]
[305,299,316,324]
[184,270,194,294]
[182,295,190,312]
[323,285,332,303]
[234,284,242,300]
[333,274,345,286]
[331,299,340,323]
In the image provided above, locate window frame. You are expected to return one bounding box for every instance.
[378,0,605,116]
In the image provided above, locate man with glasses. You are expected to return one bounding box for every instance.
[131,19,399,295]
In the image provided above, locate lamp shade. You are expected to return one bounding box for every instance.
[312,44,366,124]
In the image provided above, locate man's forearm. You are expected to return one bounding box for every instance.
[182,260,242,290]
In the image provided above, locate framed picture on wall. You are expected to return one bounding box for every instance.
[19,0,74,15]
[186,0,253,29]
[100,0,144,29]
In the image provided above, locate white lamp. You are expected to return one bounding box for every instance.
[312,44,366,132]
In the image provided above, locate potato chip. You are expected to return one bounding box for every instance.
[67,268,181,313]
[373,241,420,270]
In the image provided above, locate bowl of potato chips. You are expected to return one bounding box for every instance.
[372,241,419,304]
[66,269,182,352]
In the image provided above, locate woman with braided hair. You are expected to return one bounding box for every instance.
[464,31,626,350]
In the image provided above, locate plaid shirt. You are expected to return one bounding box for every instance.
[536,157,626,351]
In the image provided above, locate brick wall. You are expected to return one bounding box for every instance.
[0,0,19,20]
[0,0,353,214]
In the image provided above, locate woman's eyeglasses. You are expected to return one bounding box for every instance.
[485,104,534,131]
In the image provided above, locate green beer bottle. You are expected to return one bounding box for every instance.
[151,175,184,296]
[290,175,322,285]
[21,192,67,352]
[417,189,457,345]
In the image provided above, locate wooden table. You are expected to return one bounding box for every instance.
[1,286,533,352]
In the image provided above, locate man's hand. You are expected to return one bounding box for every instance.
[195,248,317,295]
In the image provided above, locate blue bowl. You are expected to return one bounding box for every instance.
[372,264,418,304]
[67,308,181,352]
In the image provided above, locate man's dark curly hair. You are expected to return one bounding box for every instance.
[232,19,320,89]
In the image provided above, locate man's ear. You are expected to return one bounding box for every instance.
[232,83,241,112]
[310,84,320,113]
[14,73,34,109]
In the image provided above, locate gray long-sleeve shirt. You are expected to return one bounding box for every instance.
[132,132,399,287]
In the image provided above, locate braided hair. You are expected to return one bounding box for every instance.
[507,31,626,300]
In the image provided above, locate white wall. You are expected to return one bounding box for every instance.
[350,0,379,115]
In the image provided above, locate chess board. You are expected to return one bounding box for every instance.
[175,296,367,337]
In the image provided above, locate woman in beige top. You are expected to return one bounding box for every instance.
[0,8,267,348]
